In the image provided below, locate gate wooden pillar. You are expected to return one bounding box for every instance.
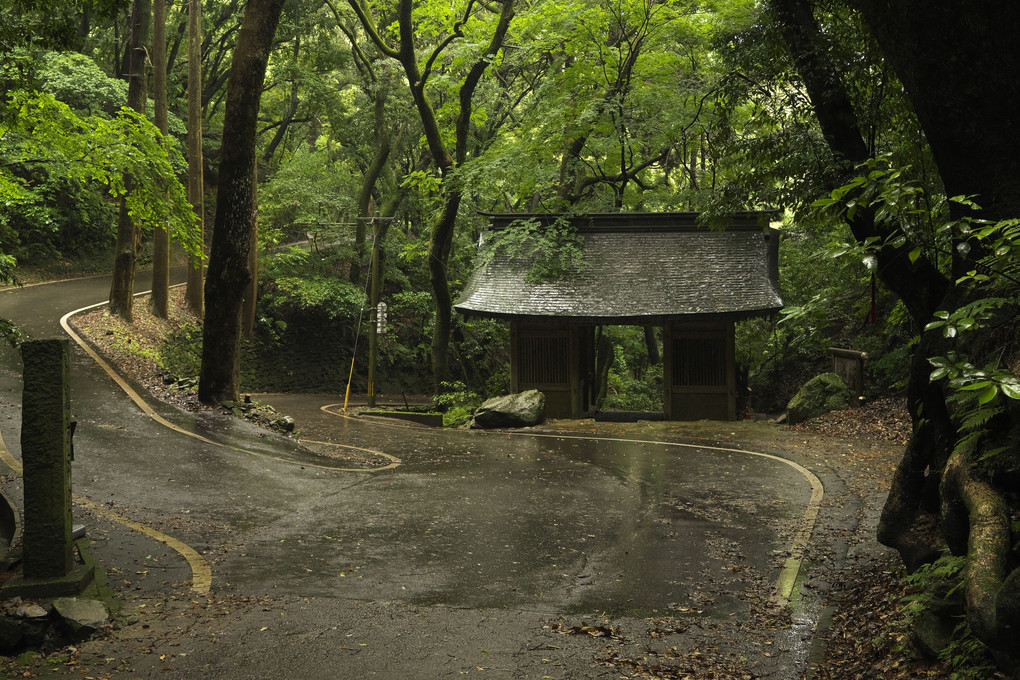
[510,320,593,418]
[664,321,736,420]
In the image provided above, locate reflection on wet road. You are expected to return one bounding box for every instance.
[240,395,813,619]
[1,276,818,626]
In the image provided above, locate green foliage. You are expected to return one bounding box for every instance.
[434,380,480,409]
[604,363,663,411]
[457,0,746,211]
[37,51,127,115]
[442,406,473,428]
[0,90,199,264]
[817,161,1019,464]
[483,216,586,282]
[740,209,913,410]
[901,553,965,608]
[897,554,999,680]
[435,380,481,427]
[160,320,204,380]
[0,317,25,349]
[259,146,360,246]
[268,276,365,319]
[600,326,663,411]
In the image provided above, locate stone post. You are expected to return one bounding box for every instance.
[20,338,73,578]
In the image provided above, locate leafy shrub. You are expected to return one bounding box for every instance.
[442,406,473,428]
[160,320,203,380]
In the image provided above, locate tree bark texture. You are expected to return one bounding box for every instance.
[151,0,170,318]
[853,1,1020,222]
[198,0,286,404]
[108,0,150,320]
[775,0,1020,670]
[185,0,205,316]
[350,90,392,284]
[850,4,1020,668]
[771,0,956,567]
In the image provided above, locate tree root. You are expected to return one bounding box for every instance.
[941,452,1019,673]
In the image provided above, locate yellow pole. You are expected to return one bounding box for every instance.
[343,355,356,411]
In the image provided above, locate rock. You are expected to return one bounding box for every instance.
[19,619,47,647]
[0,615,23,652]
[16,604,48,619]
[52,598,108,640]
[273,415,296,432]
[785,373,851,425]
[912,610,956,659]
[471,390,546,429]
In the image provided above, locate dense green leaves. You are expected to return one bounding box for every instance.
[1,91,199,260]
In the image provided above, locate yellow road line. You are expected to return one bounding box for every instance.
[73,496,212,595]
[300,439,402,471]
[322,405,823,606]
[518,431,824,605]
[60,300,393,472]
[0,428,212,595]
[0,430,21,475]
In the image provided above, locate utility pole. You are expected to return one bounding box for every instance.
[367,221,382,407]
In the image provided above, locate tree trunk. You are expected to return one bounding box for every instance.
[775,0,1020,669]
[853,1,1020,223]
[108,0,150,320]
[242,185,257,340]
[772,0,955,569]
[151,0,170,318]
[198,0,286,405]
[185,0,205,316]
[849,3,1020,669]
[428,191,462,392]
[351,90,392,284]
[644,326,660,366]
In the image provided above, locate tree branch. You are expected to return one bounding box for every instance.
[344,0,399,59]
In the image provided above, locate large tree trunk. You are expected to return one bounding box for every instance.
[198,0,286,404]
[151,0,170,318]
[774,0,1020,670]
[771,0,955,568]
[853,1,1020,224]
[108,0,150,320]
[850,3,1020,670]
[185,0,205,316]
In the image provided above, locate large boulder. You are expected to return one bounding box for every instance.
[786,372,851,424]
[471,390,546,429]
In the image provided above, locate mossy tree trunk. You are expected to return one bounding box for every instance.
[773,0,1020,671]
[198,0,287,404]
[108,0,150,320]
[184,0,205,317]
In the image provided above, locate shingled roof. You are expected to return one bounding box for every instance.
[455,212,783,324]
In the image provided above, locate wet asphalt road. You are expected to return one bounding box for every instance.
[0,275,822,678]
